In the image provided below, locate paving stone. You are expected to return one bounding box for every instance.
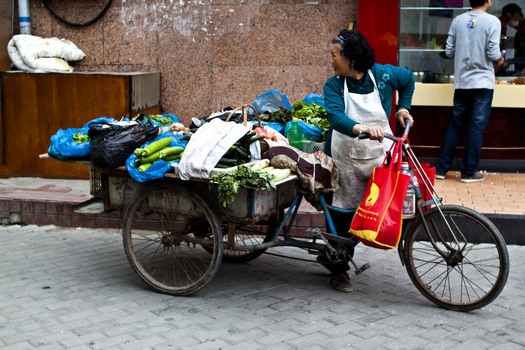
[1,225,524,349]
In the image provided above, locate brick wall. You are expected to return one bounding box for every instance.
[26,0,357,124]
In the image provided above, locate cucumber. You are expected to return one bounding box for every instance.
[159,146,184,159]
[163,152,183,162]
[142,137,172,157]
[248,135,265,143]
[180,133,192,141]
[217,157,238,166]
[235,146,249,158]
[138,163,153,172]
[140,150,161,164]
[134,148,145,157]
[214,163,231,169]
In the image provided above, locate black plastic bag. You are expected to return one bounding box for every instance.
[88,114,159,168]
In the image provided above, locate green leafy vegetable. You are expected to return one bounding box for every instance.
[72,132,90,144]
[292,102,331,130]
[209,165,276,207]
[135,114,173,126]
[258,107,294,124]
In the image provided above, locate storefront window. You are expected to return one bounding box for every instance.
[399,0,525,82]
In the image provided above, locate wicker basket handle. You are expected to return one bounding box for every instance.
[225,104,262,128]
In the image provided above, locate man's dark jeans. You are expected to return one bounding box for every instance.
[436,88,494,177]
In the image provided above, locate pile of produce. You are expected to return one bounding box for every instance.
[291,102,330,131]
[258,102,329,133]
[259,107,294,125]
[148,114,175,126]
[250,159,291,181]
[132,137,184,172]
[209,159,291,207]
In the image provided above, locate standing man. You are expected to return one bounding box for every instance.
[499,3,523,37]
[436,0,504,183]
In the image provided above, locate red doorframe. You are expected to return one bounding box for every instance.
[357,0,400,65]
[358,0,401,130]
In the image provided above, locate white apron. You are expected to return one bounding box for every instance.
[331,71,393,209]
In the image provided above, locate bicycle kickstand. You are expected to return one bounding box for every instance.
[348,257,370,275]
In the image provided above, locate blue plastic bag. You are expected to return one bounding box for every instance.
[302,94,324,107]
[48,116,118,160]
[126,132,188,182]
[257,121,284,134]
[82,116,116,128]
[48,128,91,160]
[284,119,324,142]
[251,89,293,114]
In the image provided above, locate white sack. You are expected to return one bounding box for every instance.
[7,34,85,73]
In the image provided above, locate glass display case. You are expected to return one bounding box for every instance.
[399,0,525,82]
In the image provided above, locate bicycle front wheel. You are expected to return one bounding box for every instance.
[403,205,509,312]
[122,183,223,296]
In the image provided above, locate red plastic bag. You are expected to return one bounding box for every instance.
[349,141,411,249]
[413,161,436,204]
[405,137,435,207]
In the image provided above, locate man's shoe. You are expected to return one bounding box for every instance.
[435,171,446,180]
[460,171,485,183]
[330,273,353,293]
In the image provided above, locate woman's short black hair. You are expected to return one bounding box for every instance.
[332,30,375,72]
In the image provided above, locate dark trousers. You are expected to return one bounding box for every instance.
[436,88,493,177]
[318,204,357,275]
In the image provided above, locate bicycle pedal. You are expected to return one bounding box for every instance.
[355,263,371,275]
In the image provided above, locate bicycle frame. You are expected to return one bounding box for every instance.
[270,122,462,269]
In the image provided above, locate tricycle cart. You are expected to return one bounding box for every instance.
[41,121,510,312]
[91,163,299,296]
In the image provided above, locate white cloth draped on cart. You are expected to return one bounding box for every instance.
[177,118,251,180]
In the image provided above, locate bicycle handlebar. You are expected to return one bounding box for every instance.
[357,118,411,142]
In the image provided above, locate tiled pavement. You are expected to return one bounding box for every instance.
[1,224,525,349]
[1,174,525,349]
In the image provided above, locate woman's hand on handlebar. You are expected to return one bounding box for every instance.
[354,124,385,142]
[396,109,414,128]
[367,125,385,142]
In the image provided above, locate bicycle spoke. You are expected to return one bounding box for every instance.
[403,205,509,311]
[122,184,222,296]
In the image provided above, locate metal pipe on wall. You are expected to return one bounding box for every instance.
[17,0,31,35]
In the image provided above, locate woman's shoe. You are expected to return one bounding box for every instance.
[330,272,353,293]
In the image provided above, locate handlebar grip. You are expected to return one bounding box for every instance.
[358,132,370,140]
[402,118,411,138]
[357,118,411,141]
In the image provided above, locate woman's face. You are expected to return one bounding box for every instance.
[330,43,352,76]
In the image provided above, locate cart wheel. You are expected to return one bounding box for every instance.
[403,205,509,312]
[122,183,223,296]
[219,220,276,263]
